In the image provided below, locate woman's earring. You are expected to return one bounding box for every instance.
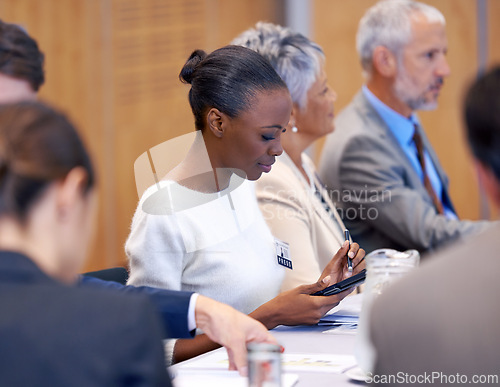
[292,126,298,133]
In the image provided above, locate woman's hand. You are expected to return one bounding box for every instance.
[250,240,366,330]
[195,295,277,375]
[250,275,347,329]
[319,240,366,287]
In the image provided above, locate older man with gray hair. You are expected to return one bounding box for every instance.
[319,0,490,254]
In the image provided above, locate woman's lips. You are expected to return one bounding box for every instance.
[258,163,273,173]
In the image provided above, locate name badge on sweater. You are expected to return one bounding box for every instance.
[275,239,292,270]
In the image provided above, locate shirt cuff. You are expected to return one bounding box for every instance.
[188,293,199,332]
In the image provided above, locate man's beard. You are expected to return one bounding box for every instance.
[393,67,442,111]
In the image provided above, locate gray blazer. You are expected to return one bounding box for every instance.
[318,90,488,254]
[369,223,500,384]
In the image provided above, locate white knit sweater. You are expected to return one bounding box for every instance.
[126,175,284,315]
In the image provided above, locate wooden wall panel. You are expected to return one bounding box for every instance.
[488,0,500,67]
[312,0,488,221]
[205,0,285,50]
[0,0,112,270]
[111,0,207,267]
[312,0,378,119]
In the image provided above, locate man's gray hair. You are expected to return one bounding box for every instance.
[231,22,324,110]
[356,0,445,77]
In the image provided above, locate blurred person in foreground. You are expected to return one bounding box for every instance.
[0,101,171,386]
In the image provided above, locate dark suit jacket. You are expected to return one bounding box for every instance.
[0,251,171,387]
[319,90,489,254]
[80,275,194,339]
[369,224,500,386]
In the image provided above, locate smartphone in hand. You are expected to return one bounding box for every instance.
[312,269,366,296]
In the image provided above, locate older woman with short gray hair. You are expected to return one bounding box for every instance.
[232,22,355,291]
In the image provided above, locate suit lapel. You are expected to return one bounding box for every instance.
[281,153,345,246]
[300,155,346,245]
[313,182,347,246]
[353,92,431,198]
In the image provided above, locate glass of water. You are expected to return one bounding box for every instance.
[355,248,420,374]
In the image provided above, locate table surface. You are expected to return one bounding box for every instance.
[173,323,366,387]
[173,294,367,386]
[270,324,365,386]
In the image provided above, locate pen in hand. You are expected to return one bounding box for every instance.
[344,229,353,273]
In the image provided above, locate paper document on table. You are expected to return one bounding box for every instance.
[327,293,363,315]
[171,369,298,387]
[282,353,357,373]
[320,293,363,325]
[322,324,358,335]
[178,348,356,374]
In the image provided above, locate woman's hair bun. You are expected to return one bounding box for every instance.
[179,49,207,84]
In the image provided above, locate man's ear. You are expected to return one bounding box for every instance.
[207,108,225,138]
[55,167,88,220]
[372,46,398,78]
[475,160,500,208]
